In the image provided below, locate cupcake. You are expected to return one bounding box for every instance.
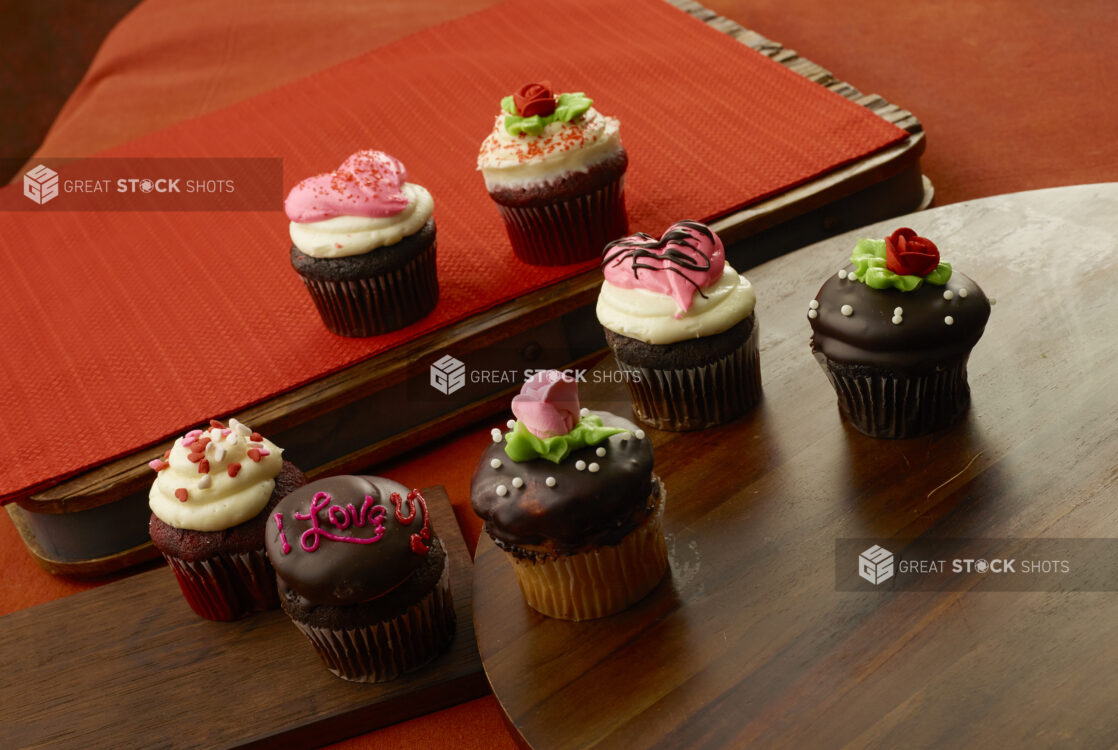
[596,220,761,431]
[148,418,306,621]
[477,81,628,265]
[470,371,668,620]
[265,476,455,682]
[286,150,439,336]
[808,227,992,438]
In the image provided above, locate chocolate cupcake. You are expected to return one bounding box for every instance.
[148,418,306,621]
[596,221,761,431]
[477,82,628,265]
[286,150,438,336]
[808,227,992,438]
[265,476,455,682]
[471,371,668,621]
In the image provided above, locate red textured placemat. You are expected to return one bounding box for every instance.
[0,0,906,502]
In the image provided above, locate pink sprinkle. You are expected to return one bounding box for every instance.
[174,488,188,502]
[148,459,164,471]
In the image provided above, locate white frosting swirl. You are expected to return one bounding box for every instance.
[288,182,433,258]
[596,261,757,344]
[149,420,284,531]
[477,107,623,189]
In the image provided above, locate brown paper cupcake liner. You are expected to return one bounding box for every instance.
[509,489,668,621]
[494,175,627,265]
[291,566,456,683]
[163,548,278,621]
[612,323,762,431]
[815,354,972,439]
[297,240,438,337]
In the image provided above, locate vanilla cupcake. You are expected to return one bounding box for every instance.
[148,418,306,621]
[477,81,628,265]
[470,371,668,620]
[597,221,761,430]
[286,150,438,336]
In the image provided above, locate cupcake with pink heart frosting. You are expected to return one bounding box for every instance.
[286,150,438,336]
[470,370,668,620]
[596,220,762,430]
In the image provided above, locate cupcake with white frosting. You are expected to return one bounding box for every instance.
[596,221,762,431]
[148,418,306,620]
[286,150,438,336]
[477,81,628,265]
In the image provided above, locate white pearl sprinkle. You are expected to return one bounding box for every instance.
[506,419,516,429]
[838,269,848,279]
[894,307,904,316]
[575,460,587,471]
[892,315,903,325]
[958,287,968,298]
[490,428,502,443]
[580,407,589,416]
[545,476,556,487]
[511,477,524,489]
[807,309,818,320]
[945,315,955,325]
[943,290,954,301]
[490,458,502,469]
[496,484,508,497]
[596,447,607,457]
[588,463,600,473]
[841,304,853,317]
[634,429,646,440]
[809,300,819,310]
[197,475,212,490]
[989,297,997,306]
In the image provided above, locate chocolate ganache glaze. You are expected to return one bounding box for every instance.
[470,411,657,555]
[810,266,991,371]
[265,475,434,607]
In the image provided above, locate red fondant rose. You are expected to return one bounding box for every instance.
[885,227,940,277]
[513,81,556,118]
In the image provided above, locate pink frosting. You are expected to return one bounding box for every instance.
[602,221,726,317]
[511,371,580,439]
[284,150,410,223]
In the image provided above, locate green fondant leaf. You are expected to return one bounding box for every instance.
[505,114,547,136]
[503,415,626,464]
[553,92,593,122]
[500,96,517,115]
[924,262,952,286]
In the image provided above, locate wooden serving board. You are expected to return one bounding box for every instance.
[0,486,488,750]
[10,0,928,576]
[473,185,1118,748]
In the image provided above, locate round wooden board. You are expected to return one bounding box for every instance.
[473,184,1118,749]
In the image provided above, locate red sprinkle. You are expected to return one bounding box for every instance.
[247,448,263,463]
[196,437,211,449]
[250,432,263,443]
[174,488,188,502]
[187,452,205,463]
[162,450,171,460]
[198,459,210,475]
[209,419,226,429]
[227,463,241,478]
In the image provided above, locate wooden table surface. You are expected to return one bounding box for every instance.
[473,184,1118,749]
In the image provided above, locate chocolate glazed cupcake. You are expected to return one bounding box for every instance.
[808,228,992,438]
[285,150,438,336]
[471,371,668,621]
[266,476,455,682]
[478,82,628,265]
[148,418,306,621]
[597,221,761,431]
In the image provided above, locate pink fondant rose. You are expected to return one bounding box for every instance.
[511,370,580,438]
[885,227,940,277]
[284,150,410,223]
[513,81,556,118]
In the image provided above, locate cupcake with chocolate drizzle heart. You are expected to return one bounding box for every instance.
[286,149,438,336]
[596,220,761,431]
[807,227,992,438]
[477,81,628,265]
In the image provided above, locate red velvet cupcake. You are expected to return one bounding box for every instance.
[148,418,306,620]
[477,82,628,265]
